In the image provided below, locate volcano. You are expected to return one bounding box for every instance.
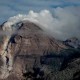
[0,21,80,80]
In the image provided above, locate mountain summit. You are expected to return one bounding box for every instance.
[0,21,80,80]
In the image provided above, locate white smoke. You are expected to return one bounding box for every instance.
[3,6,80,40]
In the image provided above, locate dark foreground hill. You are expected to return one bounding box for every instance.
[0,21,80,80]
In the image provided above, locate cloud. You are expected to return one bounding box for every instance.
[0,0,80,24]
[3,6,80,40]
[0,0,80,40]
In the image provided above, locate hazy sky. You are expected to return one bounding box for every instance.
[0,0,80,23]
[0,0,80,40]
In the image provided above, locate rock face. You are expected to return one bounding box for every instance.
[0,21,80,80]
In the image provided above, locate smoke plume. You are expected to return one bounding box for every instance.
[3,6,80,40]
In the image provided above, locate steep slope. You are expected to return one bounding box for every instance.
[0,21,80,80]
[0,21,68,79]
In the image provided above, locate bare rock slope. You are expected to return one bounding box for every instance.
[0,21,80,80]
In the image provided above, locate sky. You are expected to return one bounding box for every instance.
[0,0,80,40]
[0,0,80,24]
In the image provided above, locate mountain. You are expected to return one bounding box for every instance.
[64,37,80,48]
[0,21,80,80]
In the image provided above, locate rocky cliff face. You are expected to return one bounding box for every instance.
[0,21,80,80]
